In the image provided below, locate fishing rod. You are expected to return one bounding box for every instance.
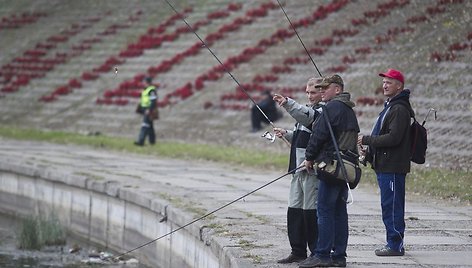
[275,0,322,77]
[162,0,290,147]
[112,165,304,261]
[277,1,357,204]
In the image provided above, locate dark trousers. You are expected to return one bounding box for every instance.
[288,207,318,257]
[376,172,406,251]
[137,114,155,145]
[315,179,348,260]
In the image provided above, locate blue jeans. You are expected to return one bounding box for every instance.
[376,172,405,251]
[315,179,348,260]
[137,114,155,145]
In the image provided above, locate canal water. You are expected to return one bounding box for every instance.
[0,213,149,268]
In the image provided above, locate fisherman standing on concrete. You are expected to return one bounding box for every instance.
[250,90,282,132]
[358,69,413,256]
[302,74,359,268]
[272,77,323,264]
[134,76,158,146]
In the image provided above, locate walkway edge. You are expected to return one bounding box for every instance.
[0,160,254,268]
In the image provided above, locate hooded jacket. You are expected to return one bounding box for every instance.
[362,89,414,173]
[305,92,359,163]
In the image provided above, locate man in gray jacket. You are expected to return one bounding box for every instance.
[272,77,323,264]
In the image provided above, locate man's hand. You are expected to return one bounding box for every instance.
[273,127,287,138]
[357,135,364,146]
[303,160,314,171]
[273,94,287,106]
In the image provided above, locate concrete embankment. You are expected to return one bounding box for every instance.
[1,139,471,268]
[0,140,252,268]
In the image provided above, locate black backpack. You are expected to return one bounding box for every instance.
[410,118,427,164]
[398,103,434,165]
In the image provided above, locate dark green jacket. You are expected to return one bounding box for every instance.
[305,92,359,163]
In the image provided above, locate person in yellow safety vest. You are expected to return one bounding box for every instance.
[134,76,158,146]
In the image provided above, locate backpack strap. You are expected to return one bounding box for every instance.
[391,100,417,125]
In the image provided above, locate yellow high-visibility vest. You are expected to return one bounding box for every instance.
[140,86,155,108]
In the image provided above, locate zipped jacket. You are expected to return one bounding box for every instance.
[282,98,322,172]
[362,90,414,173]
[305,92,359,163]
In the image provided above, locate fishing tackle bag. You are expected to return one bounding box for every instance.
[316,150,362,189]
[317,105,362,189]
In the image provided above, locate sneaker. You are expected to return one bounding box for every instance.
[331,257,346,267]
[276,254,306,264]
[298,256,332,267]
[375,246,405,256]
[133,141,144,146]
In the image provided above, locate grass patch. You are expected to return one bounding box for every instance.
[18,217,41,250]
[158,192,214,220]
[17,214,66,250]
[360,166,471,204]
[242,253,263,264]
[0,126,469,204]
[243,211,270,224]
[204,223,228,234]
[0,126,287,170]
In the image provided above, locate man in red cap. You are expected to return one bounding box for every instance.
[358,68,414,256]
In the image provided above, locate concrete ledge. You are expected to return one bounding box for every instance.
[0,164,250,268]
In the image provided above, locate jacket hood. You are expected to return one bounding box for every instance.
[388,89,415,117]
[332,92,355,108]
[388,89,410,103]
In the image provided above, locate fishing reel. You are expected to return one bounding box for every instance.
[261,131,276,143]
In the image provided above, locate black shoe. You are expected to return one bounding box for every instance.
[375,246,405,256]
[298,257,312,266]
[134,141,144,146]
[331,257,346,267]
[298,256,332,267]
[276,254,306,264]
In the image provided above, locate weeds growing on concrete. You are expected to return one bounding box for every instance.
[17,214,66,250]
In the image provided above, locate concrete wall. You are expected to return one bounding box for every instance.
[0,163,248,268]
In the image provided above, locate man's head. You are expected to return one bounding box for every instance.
[144,76,153,85]
[379,69,404,98]
[262,90,272,99]
[306,77,323,105]
[315,74,344,102]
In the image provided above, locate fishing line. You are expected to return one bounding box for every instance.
[112,165,304,260]
[277,1,357,204]
[162,0,282,132]
[275,0,322,77]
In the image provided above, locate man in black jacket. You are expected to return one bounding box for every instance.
[358,69,414,257]
[301,74,359,268]
[250,90,281,132]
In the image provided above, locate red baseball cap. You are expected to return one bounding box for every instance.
[379,69,404,84]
